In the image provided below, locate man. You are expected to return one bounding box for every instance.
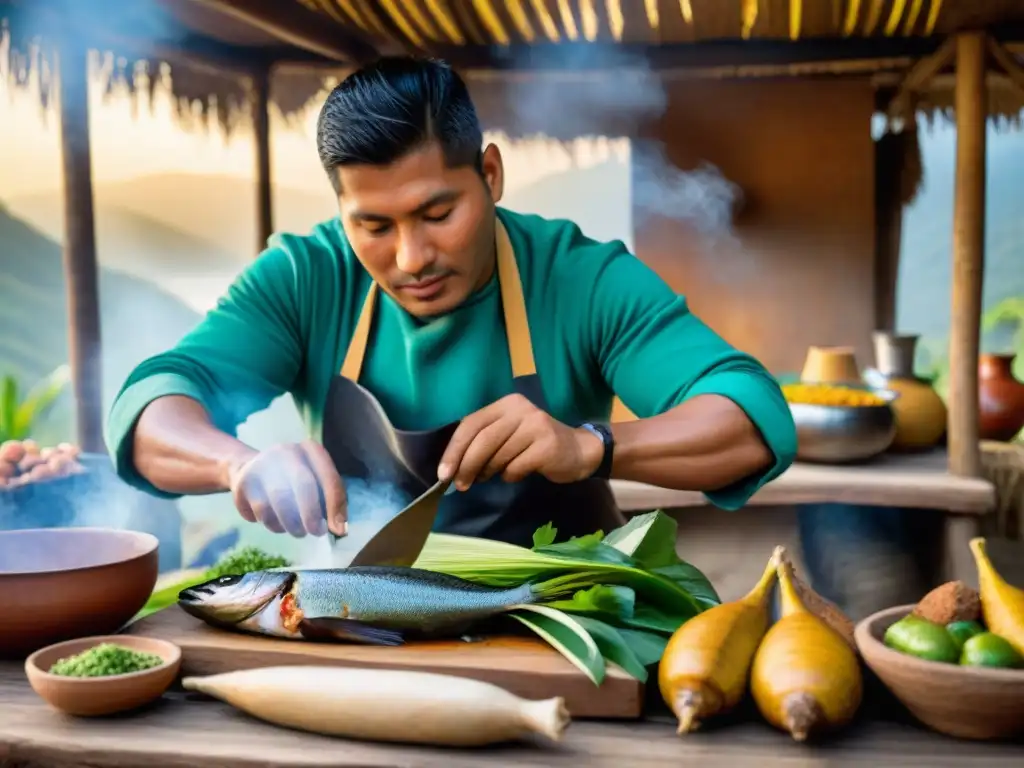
[105,56,797,547]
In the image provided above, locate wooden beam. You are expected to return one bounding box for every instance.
[56,41,105,454]
[252,64,273,254]
[886,36,956,119]
[423,35,945,72]
[182,0,378,64]
[948,31,988,479]
[986,37,1024,98]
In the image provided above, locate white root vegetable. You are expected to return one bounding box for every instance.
[181,666,571,747]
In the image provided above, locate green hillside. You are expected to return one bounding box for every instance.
[0,203,202,445]
[9,173,338,260]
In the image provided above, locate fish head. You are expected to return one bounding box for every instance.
[178,570,294,625]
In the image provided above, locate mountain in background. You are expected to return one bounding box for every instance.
[0,203,203,444]
[7,173,339,263]
[897,124,1024,350]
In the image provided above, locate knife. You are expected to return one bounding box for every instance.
[343,479,452,568]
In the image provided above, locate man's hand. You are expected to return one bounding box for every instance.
[437,394,605,491]
[227,440,347,538]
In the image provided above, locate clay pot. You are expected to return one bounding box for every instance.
[869,333,947,451]
[800,346,861,385]
[978,353,1024,442]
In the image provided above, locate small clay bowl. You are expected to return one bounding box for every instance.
[25,635,181,716]
[855,604,1024,740]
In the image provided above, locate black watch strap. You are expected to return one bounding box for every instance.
[579,422,614,480]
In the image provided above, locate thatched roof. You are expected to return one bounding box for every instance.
[5,0,1024,137]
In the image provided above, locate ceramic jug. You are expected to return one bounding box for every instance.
[867,332,947,450]
[978,353,1024,442]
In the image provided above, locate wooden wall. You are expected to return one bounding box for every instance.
[473,74,879,421]
[632,77,878,376]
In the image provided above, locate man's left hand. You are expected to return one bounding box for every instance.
[437,394,604,490]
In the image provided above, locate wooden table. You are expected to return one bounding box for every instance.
[2,664,1022,768]
[610,449,995,514]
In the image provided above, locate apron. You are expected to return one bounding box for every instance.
[321,219,626,547]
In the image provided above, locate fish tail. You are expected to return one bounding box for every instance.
[530,570,606,602]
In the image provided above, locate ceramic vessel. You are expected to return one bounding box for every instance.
[855,604,1024,740]
[25,635,181,716]
[978,353,1024,442]
[0,528,159,658]
[799,346,861,385]
[868,332,946,451]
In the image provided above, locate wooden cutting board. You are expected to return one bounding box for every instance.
[128,606,644,719]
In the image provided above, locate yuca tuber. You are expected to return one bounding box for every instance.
[969,537,1024,656]
[912,580,981,625]
[750,546,862,742]
[182,666,570,747]
[659,547,781,734]
[776,550,855,651]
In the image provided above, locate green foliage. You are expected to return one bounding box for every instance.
[0,364,71,443]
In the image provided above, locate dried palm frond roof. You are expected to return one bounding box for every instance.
[4,0,1024,137]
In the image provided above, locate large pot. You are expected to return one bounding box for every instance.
[866,332,947,451]
[978,353,1024,441]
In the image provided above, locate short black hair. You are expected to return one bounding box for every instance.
[316,56,483,193]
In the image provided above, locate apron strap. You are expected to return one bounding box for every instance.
[339,281,378,381]
[495,219,536,379]
[339,218,537,381]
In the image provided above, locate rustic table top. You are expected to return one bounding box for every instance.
[2,663,1022,768]
[611,448,996,514]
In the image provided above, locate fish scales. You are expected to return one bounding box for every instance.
[293,567,535,631]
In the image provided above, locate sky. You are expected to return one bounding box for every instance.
[0,61,330,198]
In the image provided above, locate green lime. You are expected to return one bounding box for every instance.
[945,620,984,651]
[960,632,1024,669]
[883,614,960,663]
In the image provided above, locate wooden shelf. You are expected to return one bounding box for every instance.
[611,449,996,515]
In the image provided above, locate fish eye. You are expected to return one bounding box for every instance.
[216,575,242,586]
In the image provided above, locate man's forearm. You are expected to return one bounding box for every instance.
[132,395,258,495]
[609,394,773,491]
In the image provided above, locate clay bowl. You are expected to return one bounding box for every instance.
[0,528,159,658]
[25,635,181,716]
[855,604,1024,741]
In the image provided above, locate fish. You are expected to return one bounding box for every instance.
[177,566,546,646]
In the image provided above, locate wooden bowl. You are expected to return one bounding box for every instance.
[0,528,159,658]
[25,635,181,716]
[855,604,1024,740]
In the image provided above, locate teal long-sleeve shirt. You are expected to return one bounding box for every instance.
[105,207,797,508]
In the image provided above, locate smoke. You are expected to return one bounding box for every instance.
[300,477,413,568]
[473,45,742,244]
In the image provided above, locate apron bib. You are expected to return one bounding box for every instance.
[321,219,625,547]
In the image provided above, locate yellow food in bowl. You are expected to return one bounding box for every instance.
[782,383,886,408]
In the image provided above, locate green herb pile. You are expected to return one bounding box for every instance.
[49,642,165,677]
[203,545,290,579]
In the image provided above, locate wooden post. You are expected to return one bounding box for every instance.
[948,31,987,478]
[253,65,274,252]
[57,43,105,454]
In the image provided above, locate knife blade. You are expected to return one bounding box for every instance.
[343,479,452,568]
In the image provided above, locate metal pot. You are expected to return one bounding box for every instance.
[789,390,898,463]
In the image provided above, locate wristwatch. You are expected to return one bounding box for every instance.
[579,422,614,480]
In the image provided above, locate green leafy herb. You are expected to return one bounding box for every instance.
[509,605,606,685]
[543,584,636,619]
[532,522,557,548]
[570,615,650,682]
